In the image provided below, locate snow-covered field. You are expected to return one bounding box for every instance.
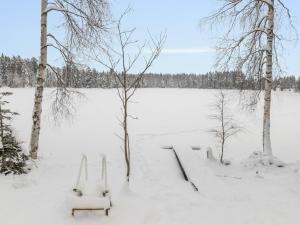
[1,88,300,225]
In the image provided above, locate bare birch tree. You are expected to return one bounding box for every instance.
[94,10,166,182]
[201,0,297,158]
[208,90,242,164]
[30,0,110,159]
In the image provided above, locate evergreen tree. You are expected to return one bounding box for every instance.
[296,78,300,92]
[0,92,28,175]
[0,54,298,90]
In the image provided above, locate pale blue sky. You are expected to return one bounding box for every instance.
[0,0,299,75]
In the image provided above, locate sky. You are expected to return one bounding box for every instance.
[0,0,299,75]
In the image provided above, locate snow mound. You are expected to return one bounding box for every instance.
[243,151,286,168]
[80,180,105,196]
[66,193,111,209]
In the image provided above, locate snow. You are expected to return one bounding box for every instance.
[66,194,110,209]
[1,88,300,225]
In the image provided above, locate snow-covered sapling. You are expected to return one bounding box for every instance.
[208,90,242,164]
[0,92,28,175]
[93,9,165,182]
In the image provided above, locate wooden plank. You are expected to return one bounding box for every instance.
[162,145,199,192]
[72,208,110,216]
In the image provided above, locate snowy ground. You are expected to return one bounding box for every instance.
[1,88,300,225]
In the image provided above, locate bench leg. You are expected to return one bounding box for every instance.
[105,209,109,216]
[72,209,75,216]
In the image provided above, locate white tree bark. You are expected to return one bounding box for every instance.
[201,0,296,157]
[30,0,48,159]
[263,0,274,155]
[29,0,110,159]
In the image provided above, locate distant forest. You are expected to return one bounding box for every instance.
[1,54,299,91]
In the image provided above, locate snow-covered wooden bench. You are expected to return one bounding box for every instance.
[69,194,111,216]
[68,154,112,216]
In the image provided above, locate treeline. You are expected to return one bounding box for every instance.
[1,54,299,91]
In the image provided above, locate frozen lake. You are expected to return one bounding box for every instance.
[1,88,300,225]
[7,88,300,162]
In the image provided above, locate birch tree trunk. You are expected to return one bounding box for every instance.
[30,0,48,159]
[202,0,296,158]
[263,0,274,155]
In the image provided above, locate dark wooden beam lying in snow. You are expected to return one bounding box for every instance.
[162,146,198,191]
[72,208,110,216]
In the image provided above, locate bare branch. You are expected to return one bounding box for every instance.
[91,8,165,181]
[208,90,242,163]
